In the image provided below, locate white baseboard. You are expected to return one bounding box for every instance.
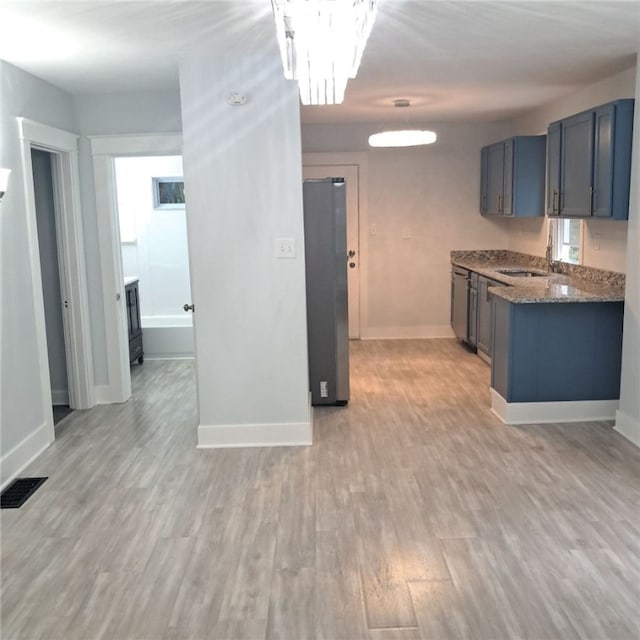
[614,409,640,448]
[197,421,312,448]
[51,389,69,405]
[361,325,455,340]
[491,388,619,425]
[1,421,54,490]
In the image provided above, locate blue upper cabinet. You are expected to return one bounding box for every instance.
[547,99,634,220]
[546,122,561,215]
[559,111,594,217]
[480,136,546,217]
[484,142,505,215]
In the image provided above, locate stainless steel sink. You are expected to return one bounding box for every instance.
[495,269,547,278]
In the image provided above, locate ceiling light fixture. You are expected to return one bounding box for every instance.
[368,99,437,147]
[369,130,437,147]
[271,0,377,106]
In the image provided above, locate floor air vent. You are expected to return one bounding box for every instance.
[1,477,48,509]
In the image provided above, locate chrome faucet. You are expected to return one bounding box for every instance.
[546,222,555,273]
[546,244,554,272]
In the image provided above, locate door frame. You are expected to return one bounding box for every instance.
[302,152,368,338]
[18,118,95,431]
[89,133,183,403]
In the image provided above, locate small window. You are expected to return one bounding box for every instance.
[152,177,185,209]
[553,218,582,265]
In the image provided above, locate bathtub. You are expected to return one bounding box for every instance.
[141,315,194,359]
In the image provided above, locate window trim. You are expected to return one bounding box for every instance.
[552,218,584,265]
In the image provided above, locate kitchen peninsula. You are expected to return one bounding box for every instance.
[451,250,625,425]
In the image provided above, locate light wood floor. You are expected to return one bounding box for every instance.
[2,339,639,640]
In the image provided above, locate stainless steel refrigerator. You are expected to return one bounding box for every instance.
[303,178,350,406]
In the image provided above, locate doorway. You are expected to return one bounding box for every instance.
[90,133,195,405]
[114,155,194,365]
[31,148,72,425]
[303,164,361,339]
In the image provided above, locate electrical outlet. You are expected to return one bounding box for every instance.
[275,237,296,258]
[370,224,377,236]
[593,233,600,251]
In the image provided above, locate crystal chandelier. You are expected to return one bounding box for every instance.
[271,0,377,106]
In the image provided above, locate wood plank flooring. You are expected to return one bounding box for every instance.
[2,339,639,640]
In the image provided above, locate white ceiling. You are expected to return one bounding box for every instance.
[0,0,638,124]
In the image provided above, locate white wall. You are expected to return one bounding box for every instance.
[0,61,76,480]
[73,90,182,383]
[302,121,513,337]
[115,155,192,325]
[180,53,311,446]
[509,65,637,272]
[616,59,640,447]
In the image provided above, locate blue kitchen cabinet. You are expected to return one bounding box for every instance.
[559,110,594,217]
[480,147,488,213]
[484,142,505,215]
[477,276,506,359]
[547,99,634,220]
[546,122,561,215]
[593,101,634,219]
[491,297,624,403]
[480,136,546,217]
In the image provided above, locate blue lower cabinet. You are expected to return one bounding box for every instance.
[491,298,623,402]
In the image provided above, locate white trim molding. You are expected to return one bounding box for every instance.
[17,117,95,426]
[197,421,312,448]
[614,409,640,448]
[0,421,52,490]
[491,388,619,425]
[89,133,183,404]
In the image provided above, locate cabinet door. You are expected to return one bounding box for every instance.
[477,277,491,355]
[592,104,614,218]
[486,143,505,215]
[502,139,514,216]
[546,122,561,216]
[480,147,488,214]
[468,284,478,347]
[559,111,594,217]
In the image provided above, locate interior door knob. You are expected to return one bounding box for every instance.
[183,303,194,312]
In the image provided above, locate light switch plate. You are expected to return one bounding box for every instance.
[275,237,296,259]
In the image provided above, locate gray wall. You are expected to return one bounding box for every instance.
[617,58,640,445]
[73,90,183,384]
[0,61,76,462]
[32,148,68,404]
[302,120,514,336]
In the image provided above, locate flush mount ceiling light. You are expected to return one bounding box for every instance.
[368,98,437,147]
[271,0,377,106]
[368,130,438,147]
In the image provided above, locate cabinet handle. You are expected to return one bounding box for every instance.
[589,186,594,215]
[498,194,502,213]
[551,189,558,215]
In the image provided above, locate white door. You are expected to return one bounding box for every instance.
[303,164,360,339]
